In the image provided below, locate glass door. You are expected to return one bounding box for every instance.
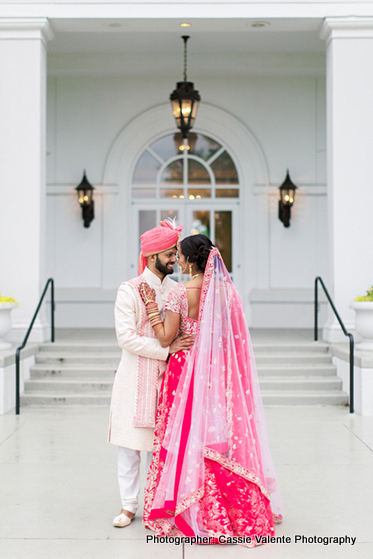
[185,205,237,283]
[131,203,239,290]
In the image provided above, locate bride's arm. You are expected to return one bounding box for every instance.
[151,310,180,347]
[139,282,182,348]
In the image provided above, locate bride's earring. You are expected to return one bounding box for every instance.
[189,264,193,280]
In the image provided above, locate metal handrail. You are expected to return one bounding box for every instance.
[314,276,354,413]
[15,278,55,415]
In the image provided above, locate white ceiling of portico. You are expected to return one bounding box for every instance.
[47,18,326,76]
[49,17,325,54]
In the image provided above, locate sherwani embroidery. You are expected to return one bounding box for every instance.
[108,267,176,452]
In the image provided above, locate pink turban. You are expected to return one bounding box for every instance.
[138,218,183,275]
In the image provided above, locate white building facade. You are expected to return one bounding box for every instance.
[1,2,373,346]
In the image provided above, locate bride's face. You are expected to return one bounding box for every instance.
[178,248,188,272]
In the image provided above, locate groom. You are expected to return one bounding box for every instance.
[108,219,193,527]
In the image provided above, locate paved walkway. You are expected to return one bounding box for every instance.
[1,403,372,559]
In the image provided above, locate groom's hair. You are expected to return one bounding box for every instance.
[180,234,214,272]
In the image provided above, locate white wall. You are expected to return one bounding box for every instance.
[46,53,328,328]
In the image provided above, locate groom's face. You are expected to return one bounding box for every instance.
[155,248,177,276]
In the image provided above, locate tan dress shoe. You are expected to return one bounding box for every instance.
[113,509,135,527]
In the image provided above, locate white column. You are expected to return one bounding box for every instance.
[0,19,53,342]
[320,18,373,342]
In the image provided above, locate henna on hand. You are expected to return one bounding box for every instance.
[169,333,195,354]
[138,282,156,306]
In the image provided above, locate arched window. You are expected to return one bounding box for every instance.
[132,132,239,200]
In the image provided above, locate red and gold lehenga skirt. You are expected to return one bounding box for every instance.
[143,352,278,547]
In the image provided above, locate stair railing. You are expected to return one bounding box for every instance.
[314,276,354,413]
[15,278,55,415]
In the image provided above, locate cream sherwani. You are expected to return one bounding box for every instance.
[108,267,176,452]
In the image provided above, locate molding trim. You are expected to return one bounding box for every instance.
[253,184,327,196]
[320,17,373,45]
[0,17,54,44]
[250,288,327,303]
[47,184,118,195]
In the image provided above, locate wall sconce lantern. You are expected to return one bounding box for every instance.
[75,171,95,228]
[170,36,201,139]
[278,170,298,228]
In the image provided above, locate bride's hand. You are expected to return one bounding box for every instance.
[138,282,156,305]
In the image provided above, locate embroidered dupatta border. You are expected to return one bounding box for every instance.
[175,446,271,518]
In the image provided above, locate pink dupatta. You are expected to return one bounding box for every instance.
[147,248,284,539]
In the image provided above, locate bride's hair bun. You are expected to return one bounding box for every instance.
[197,244,210,259]
[180,234,214,272]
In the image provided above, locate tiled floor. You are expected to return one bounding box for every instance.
[1,403,372,559]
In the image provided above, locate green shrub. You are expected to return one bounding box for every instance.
[355,286,373,302]
[0,295,19,305]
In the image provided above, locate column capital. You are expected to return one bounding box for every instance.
[0,18,54,45]
[320,17,373,45]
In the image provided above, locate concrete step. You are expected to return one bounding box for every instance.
[30,363,338,380]
[22,339,347,407]
[259,377,343,391]
[38,343,120,354]
[20,393,112,406]
[30,364,118,378]
[255,353,332,365]
[36,352,332,366]
[25,377,342,394]
[33,343,329,361]
[261,391,348,406]
[21,391,348,407]
[257,364,337,377]
[252,342,329,354]
[35,353,120,365]
[37,342,329,354]
[24,378,114,393]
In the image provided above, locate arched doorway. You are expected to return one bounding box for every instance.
[103,103,269,316]
[132,131,239,282]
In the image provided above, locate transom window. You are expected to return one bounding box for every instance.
[132,132,239,200]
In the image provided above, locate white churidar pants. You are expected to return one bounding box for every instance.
[118,447,152,514]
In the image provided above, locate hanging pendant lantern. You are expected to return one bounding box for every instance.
[170,36,201,139]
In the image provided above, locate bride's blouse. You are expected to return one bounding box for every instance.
[165,283,198,336]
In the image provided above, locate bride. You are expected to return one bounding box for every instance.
[139,234,284,546]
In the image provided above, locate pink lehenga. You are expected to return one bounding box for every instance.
[143,249,284,546]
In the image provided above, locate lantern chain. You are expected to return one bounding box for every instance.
[182,35,189,82]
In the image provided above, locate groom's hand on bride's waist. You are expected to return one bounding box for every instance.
[169,333,194,354]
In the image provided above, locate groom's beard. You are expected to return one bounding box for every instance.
[155,255,174,276]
